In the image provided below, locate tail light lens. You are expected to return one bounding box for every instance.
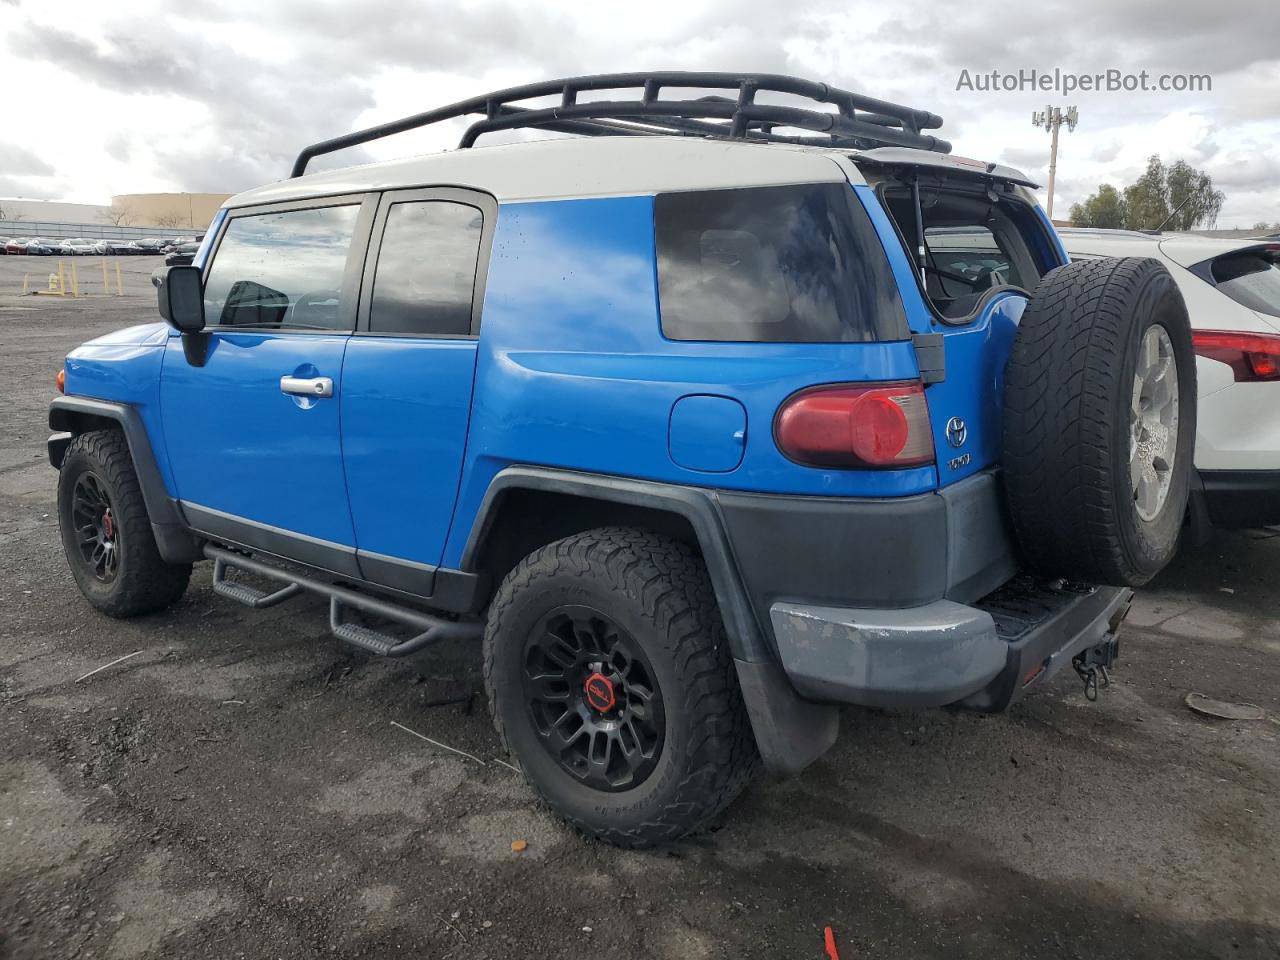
[1192,330,1280,382]
[774,381,934,468]
[56,369,66,394]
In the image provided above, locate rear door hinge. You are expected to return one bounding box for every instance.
[912,333,945,384]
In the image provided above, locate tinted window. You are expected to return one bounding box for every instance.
[656,184,906,342]
[369,201,483,336]
[203,204,359,330]
[1211,251,1280,319]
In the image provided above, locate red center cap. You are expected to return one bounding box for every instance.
[583,672,616,712]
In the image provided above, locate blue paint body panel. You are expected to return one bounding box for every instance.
[340,336,478,566]
[58,174,1072,584]
[440,195,931,566]
[668,395,747,473]
[193,210,225,270]
[853,184,1066,488]
[64,322,175,492]
[158,332,356,546]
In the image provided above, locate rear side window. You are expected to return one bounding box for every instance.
[1210,250,1280,319]
[203,204,359,330]
[369,200,484,336]
[655,184,907,342]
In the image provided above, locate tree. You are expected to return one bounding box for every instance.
[1069,184,1127,229]
[1069,156,1225,231]
[1158,158,1225,231]
[154,211,187,229]
[104,201,135,226]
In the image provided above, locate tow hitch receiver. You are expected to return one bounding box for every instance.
[1072,636,1120,702]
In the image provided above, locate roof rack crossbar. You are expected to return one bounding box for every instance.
[458,100,949,152]
[290,71,949,177]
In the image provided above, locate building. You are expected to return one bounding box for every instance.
[0,198,111,223]
[109,193,230,230]
[0,193,230,239]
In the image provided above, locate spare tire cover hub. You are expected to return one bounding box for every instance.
[1130,324,1180,522]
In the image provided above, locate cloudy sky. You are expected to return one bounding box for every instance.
[2,0,1277,227]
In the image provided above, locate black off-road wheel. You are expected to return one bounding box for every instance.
[57,430,192,617]
[1003,256,1197,586]
[483,527,758,847]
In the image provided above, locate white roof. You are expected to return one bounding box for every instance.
[1157,234,1276,269]
[1059,227,1270,268]
[850,147,1038,187]
[226,136,863,209]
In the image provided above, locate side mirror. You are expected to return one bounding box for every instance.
[159,265,205,333]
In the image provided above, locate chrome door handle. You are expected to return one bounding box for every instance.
[280,375,333,398]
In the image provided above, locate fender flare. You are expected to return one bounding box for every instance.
[48,396,202,563]
[460,466,838,774]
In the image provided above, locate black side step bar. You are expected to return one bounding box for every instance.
[206,545,482,657]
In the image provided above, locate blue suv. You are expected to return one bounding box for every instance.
[48,74,1196,846]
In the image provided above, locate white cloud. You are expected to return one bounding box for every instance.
[1,0,1276,226]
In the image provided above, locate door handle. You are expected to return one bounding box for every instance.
[280,376,333,398]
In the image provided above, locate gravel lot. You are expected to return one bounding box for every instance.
[2,273,1278,959]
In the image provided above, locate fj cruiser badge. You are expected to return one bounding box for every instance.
[946,416,967,447]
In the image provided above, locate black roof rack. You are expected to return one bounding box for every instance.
[290,71,950,177]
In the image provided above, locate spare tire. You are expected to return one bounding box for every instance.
[1002,256,1196,587]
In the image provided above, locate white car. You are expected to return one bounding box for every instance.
[1060,228,1280,531]
[59,238,98,256]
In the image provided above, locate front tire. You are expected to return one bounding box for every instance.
[483,527,757,847]
[57,430,192,617]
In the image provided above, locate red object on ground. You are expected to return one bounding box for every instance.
[823,925,840,960]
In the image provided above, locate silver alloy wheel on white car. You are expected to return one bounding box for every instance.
[1130,324,1180,522]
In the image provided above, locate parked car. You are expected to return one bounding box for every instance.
[48,72,1196,846]
[163,240,200,267]
[5,238,30,254]
[25,238,57,255]
[136,238,165,254]
[0,236,9,253]
[60,239,98,256]
[1060,228,1280,530]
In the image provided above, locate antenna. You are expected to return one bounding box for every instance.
[1032,105,1079,220]
[1153,194,1192,233]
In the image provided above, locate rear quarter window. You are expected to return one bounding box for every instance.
[1210,250,1280,319]
[655,183,907,342]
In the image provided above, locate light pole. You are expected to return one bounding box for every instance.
[1031,105,1078,220]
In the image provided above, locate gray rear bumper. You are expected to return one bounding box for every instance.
[770,582,1133,710]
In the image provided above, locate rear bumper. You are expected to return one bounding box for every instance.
[719,470,1020,632]
[770,581,1132,711]
[1198,468,1280,529]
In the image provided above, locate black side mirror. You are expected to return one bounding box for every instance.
[159,265,205,333]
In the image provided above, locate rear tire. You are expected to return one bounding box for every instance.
[1003,257,1196,586]
[483,527,757,847]
[57,430,192,617]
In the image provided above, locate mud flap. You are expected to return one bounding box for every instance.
[734,657,839,775]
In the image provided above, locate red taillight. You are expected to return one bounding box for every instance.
[774,381,934,468]
[1193,330,1280,382]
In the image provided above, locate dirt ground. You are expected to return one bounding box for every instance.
[2,279,1278,959]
